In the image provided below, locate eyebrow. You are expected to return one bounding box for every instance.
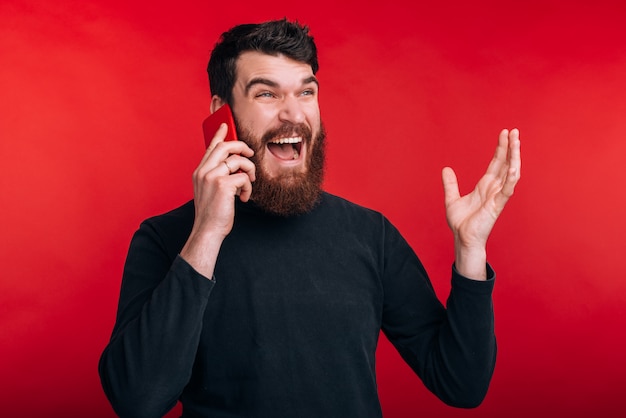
[244,75,319,96]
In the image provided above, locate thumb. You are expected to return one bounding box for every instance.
[442,167,460,207]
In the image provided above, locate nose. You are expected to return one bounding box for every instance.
[278,96,306,125]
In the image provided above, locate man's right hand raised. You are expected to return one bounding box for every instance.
[180,122,255,278]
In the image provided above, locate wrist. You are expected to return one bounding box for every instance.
[454,245,487,281]
[179,229,224,279]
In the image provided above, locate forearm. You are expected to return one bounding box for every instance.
[179,228,224,279]
[381,219,496,407]
[100,257,214,417]
[421,265,497,407]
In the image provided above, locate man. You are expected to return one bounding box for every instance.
[99,18,521,418]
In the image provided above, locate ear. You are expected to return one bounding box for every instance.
[210,95,226,114]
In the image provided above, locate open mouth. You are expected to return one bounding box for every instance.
[266,137,303,161]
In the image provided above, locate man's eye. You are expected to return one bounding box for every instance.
[256,92,274,98]
[301,89,315,96]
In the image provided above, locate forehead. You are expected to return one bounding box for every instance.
[234,51,315,87]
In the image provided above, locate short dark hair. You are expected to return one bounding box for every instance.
[207,18,319,105]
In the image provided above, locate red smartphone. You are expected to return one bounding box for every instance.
[202,104,238,147]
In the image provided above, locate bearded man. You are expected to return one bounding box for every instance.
[99,18,521,418]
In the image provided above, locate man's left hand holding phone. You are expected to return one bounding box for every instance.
[179,102,256,279]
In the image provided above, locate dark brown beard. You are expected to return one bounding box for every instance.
[237,121,326,217]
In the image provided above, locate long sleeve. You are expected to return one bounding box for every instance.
[380,218,496,408]
[98,206,215,418]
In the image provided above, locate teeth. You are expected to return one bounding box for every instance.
[270,137,302,144]
[293,148,299,159]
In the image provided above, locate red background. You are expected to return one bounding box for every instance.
[2,0,625,416]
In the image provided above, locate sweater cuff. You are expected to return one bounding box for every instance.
[451,262,496,294]
[173,255,216,291]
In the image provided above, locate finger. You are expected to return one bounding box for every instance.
[235,155,257,182]
[442,167,460,207]
[206,124,254,158]
[222,159,233,175]
[201,122,253,165]
[222,164,254,202]
[508,128,521,179]
[197,140,254,180]
[238,178,254,202]
[223,155,257,182]
[194,123,228,179]
[498,128,521,199]
[485,129,510,179]
[201,123,229,165]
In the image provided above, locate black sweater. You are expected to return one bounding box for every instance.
[99,192,496,417]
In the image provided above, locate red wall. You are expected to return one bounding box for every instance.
[2,0,625,416]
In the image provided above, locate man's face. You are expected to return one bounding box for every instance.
[230,51,326,216]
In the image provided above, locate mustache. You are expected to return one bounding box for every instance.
[260,122,312,145]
